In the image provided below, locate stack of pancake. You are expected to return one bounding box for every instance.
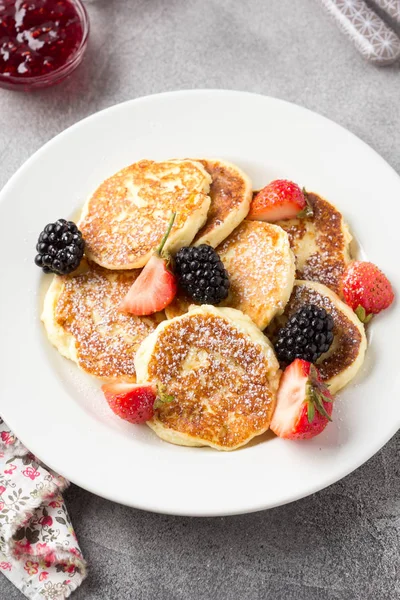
[42,158,366,450]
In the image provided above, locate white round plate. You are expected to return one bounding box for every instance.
[0,90,399,516]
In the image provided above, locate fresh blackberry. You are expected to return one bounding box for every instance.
[174,244,229,304]
[34,219,85,275]
[275,304,334,364]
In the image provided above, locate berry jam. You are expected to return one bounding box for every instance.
[0,0,84,79]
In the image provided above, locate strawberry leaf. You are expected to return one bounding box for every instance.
[297,205,314,219]
[154,396,173,409]
[306,375,333,422]
[355,305,365,321]
[156,212,177,257]
[160,393,175,403]
[154,385,175,409]
[355,305,373,324]
[314,400,332,421]
[312,390,332,421]
[307,400,315,423]
[314,379,333,403]
[321,392,333,403]
[298,188,314,219]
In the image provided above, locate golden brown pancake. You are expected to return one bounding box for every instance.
[166,221,295,329]
[275,192,352,296]
[79,159,211,269]
[42,260,165,381]
[135,306,281,450]
[192,159,252,247]
[267,280,367,393]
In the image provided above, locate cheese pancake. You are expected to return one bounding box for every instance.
[79,159,212,269]
[192,159,252,247]
[267,280,367,393]
[42,260,165,381]
[166,221,295,330]
[135,305,280,450]
[275,192,352,296]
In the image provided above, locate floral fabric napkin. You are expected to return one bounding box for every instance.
[0,418,87,600]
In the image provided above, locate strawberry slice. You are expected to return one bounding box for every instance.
[270,359,333,440]
[248,179,312,222]
[341,261,394,323]
[120,213,177,316]
[102,382,157,424]
[120,254,177,316]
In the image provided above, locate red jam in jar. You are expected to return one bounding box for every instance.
[0,0,84,79]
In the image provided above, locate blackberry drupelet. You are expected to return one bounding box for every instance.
[275,304,334,364]
[174,244,229,304]
[34,219,85,275]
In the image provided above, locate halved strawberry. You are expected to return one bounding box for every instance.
[270,359,333,440]
[120,213,177,316]
[102,382,157,424]
[248,179,312,222]
[341,261,394,323]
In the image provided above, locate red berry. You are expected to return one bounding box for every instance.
[270,359,333,440]
[342,261,394,321]
[120,213,177,316]
[248,180,311,222]
[102,382,157,424]
[120,254,177,316]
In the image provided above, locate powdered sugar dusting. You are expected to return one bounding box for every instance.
[217,220,294,328]
[277,193,351,295]
[166,221,295,328]
[55,261,164,380]
[148,312,280,449]
[80,159,211,268]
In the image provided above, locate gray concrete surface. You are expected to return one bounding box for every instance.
[1,0,400,598]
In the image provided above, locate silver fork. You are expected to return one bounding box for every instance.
[318,0,400,65]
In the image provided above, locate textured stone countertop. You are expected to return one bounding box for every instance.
[1,1,399,598]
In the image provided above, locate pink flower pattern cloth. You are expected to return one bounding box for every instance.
[0,417,87,599]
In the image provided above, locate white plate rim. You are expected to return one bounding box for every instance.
[0,89,399,516]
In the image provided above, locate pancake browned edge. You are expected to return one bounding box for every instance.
[267,280,367,393]
[166,220,295,329]
[42,260,165,382]
[135,305,281,451]
[191,159,252,247]
[275,192,352,296]
[79,159,212,270]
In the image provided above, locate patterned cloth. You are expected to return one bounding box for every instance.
[319,0,400,65]
[373,0,400,24]
[0,418,87,599]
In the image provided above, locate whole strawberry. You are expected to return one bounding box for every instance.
[342,261,394,323]
[248,179,312,222]
[270,359,333,440]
